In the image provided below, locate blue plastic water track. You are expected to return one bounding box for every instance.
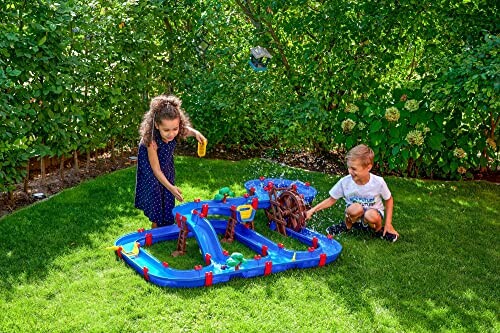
[113,178,342,288]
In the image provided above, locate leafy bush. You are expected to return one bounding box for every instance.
[1,0,498,191]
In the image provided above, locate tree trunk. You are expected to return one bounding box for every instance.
[95,149,101,168]
[41,157,46,186]
[86,151,91,173]
[73,151,79,175]
[110,139,116,164]
[59,156,65,183]
[23,163,30,193]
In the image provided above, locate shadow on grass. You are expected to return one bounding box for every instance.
[0,168,140,295]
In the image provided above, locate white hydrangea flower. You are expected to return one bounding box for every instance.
[429,101,443,113]
[345,103,359,113]
[385,107,400,122]
[341,119,356,133]
[453,148,467,159]
[406,130,424,146]
[404,99,420,112]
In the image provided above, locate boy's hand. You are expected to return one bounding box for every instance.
[305,209,313,221]
[383,224,399,237]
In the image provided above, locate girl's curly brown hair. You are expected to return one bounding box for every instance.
[139,95,192,147]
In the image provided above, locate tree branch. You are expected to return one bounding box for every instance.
[163,17,173,32]
[234,1,290,72]
[234,0,261,30]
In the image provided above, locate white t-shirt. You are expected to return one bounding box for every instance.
[329,173,391,212]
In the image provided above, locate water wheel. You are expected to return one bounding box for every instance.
[277,190,307,232]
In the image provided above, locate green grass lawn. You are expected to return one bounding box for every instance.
[0,157,498,332]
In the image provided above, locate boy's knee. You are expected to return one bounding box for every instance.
[346,203,364,217]
[364,209,382,230]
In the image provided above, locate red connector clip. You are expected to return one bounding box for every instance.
[145,233,153,246]
[262,245,268,256]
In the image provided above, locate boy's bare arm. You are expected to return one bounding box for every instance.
[383,196,398,236]
[305,197,337,220]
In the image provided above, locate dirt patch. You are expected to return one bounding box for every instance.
[0,152,138,218]
[1,143,498,219]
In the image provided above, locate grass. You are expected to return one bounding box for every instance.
[147,210,310,270]
[0,156,498,332]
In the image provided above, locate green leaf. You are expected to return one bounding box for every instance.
[428,133,445,151]
[38,35,47,46]
[7,69,22,77]
[401,150,409,160]
[345,136,355,148]
[370,132,384,146]
[392,145,400,156]
[369,120,382,133]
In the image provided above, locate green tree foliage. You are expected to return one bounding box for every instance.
[422,33,499,176]
[1,0,498,192]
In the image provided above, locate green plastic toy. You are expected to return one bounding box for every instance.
[214,187,235,202]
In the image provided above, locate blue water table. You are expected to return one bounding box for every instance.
[112,177,342,288]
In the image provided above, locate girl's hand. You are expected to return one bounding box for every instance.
[189,127,206,144]
[194,131,206,144]
[169,185,184,202]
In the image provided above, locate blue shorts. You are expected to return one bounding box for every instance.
[346,205,384,226]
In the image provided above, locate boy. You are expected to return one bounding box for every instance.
[305,144,399,242]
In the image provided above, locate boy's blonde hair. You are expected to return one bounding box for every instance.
[346,144,374,167]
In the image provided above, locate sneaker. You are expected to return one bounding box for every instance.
[382,232,398,243]
[352,220,370,232]
[374,230,398,242]
[325,221,348,236]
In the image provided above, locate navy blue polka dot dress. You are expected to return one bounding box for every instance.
[134,130,176,226]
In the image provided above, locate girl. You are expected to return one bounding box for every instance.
[135,94,206,228]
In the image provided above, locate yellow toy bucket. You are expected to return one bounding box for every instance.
[237,204,254,221]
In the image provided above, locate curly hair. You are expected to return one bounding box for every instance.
[139,95,192,147]
[346,144,374,167]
